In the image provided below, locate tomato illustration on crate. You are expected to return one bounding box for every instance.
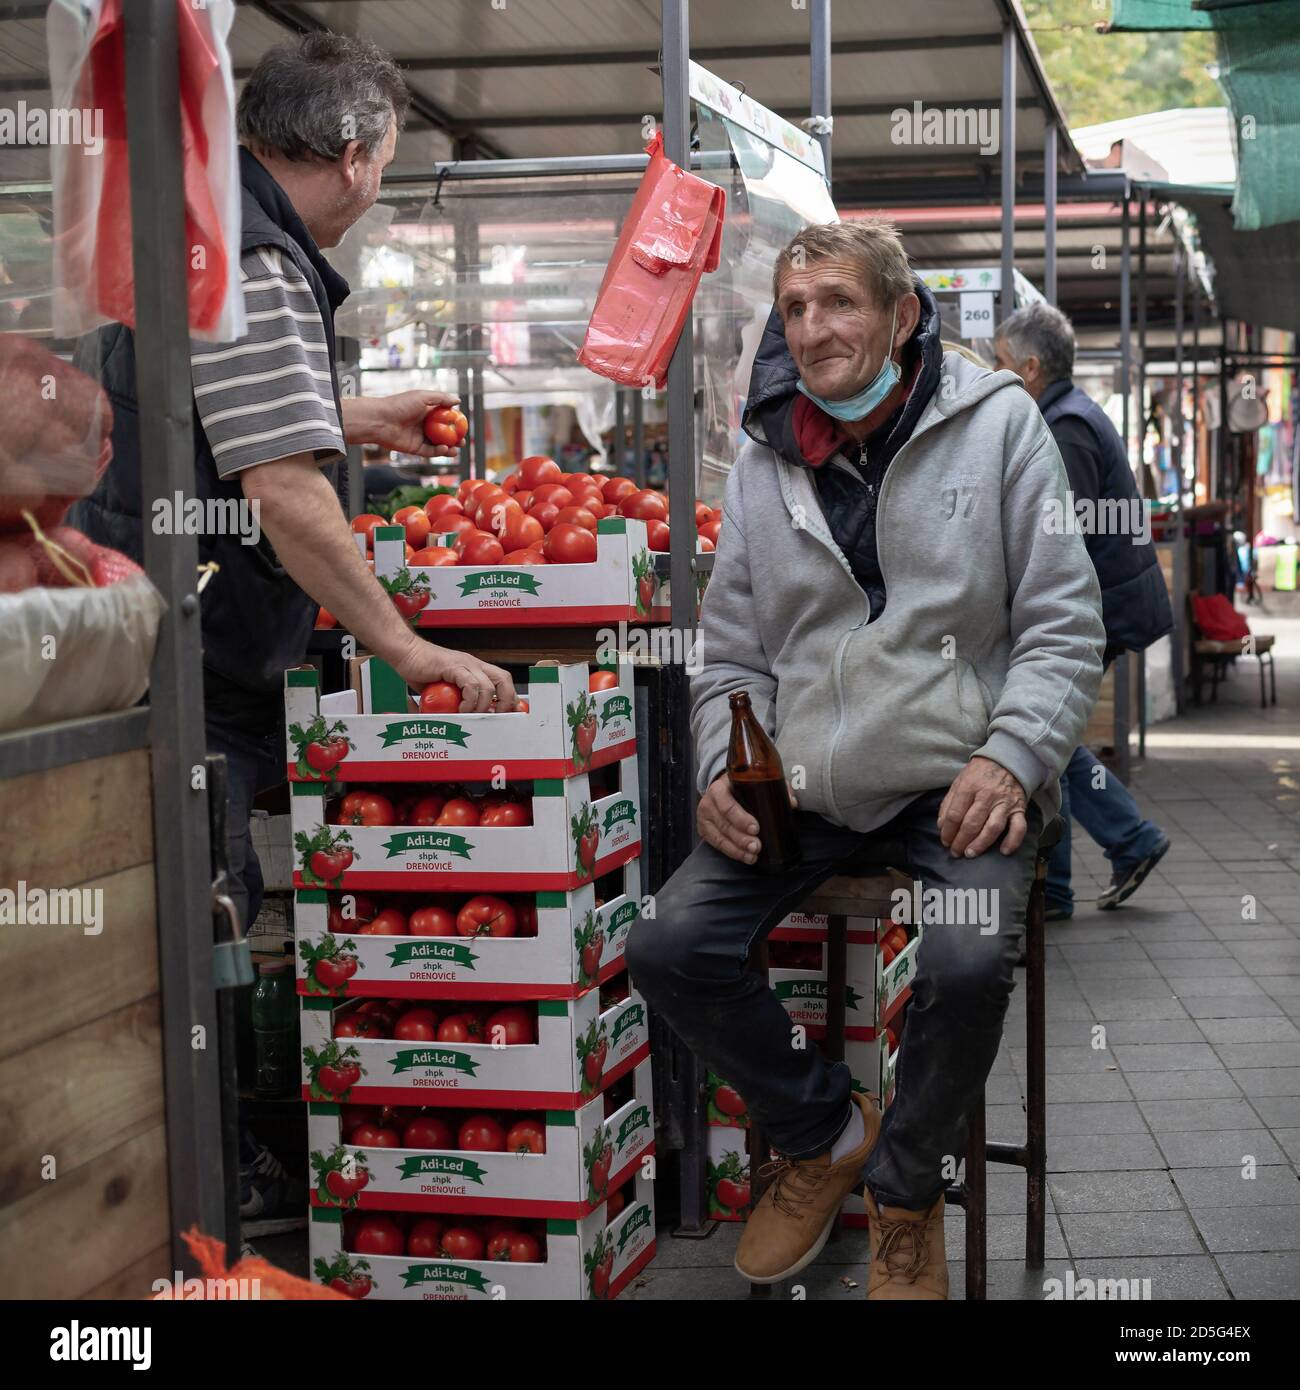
[299,934,359,995]
[573,908,605,989]
[379,567,432,624]
[576,1017,609,1097]
[631,548,656,618]
[584,1231,616,1300]
[313,1253,373,1299]
[311,1145,371,1207]
[295,826,354,888]
[708,1150,750,1217]
[288,714,353,782]
[566,691,599,769]
[584,1129,616,1204]
[705,1071,749,1127]
[304,1040,364,1101]
[571,803,600,881]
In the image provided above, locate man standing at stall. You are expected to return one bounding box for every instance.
[626,220,1104,1299]
[74,34,515,1224]
[994,303,1173,918]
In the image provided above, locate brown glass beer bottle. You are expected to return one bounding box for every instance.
[726,690,802,873]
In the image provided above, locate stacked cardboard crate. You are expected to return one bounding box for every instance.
[286,650,655,1299]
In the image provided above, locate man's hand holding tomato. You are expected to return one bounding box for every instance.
[938,755,1028,858]
[341,389,466,459]
[697,773,798,866]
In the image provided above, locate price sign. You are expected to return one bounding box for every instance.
[959,292,995,340]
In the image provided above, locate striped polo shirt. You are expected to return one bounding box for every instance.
[191,245,345,477]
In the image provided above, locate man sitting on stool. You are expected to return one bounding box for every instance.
[626,221,1104,1300]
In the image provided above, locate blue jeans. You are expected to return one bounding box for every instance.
[206,719,284,933]
[1046,745,1167,910]
[625,789,1040,1210]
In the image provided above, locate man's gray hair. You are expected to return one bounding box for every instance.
[997,303,1075,384]
[238,33,409,162]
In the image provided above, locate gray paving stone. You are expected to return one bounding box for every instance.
[1048,1169,1181,1213]
[1183,995,1286,1018]
[942,1209,1070,1261]
[1078,997,1191,1021]
[1141,941,1234,961]
[1249,1095,1300,1128]
[1008,1046,1122,1075]
[1274,1129,1300,1164]
[1135,1097,1263,1132]
[1069,961,1165,980]
[649,1222,741,1268]
[1092,1020,1205,1045]
[1045,1101,1146,1136]
[1047,1132,1167,1172]
[1206,923,1297,942]
[1215,1250,1300,1299]
[1171,1165,1300,1208]
[1111,1042,1224,1071]
[1229,1067,1300,1096]
[1213,1042,1300,1069]
[1171,975,1271,997]
[1189,1205,1300,1253]
[1059,1210,1202,1259]
[1154,1128,1286,1168]
[1071,1256,1230,1300]
[1043,1071,1134,1102]
[1198,1015,1300,1042]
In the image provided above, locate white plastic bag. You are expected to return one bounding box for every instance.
[0,574,164,732]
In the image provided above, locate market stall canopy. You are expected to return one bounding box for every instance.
[0,0,1083,196]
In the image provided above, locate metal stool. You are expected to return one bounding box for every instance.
[746,818,1061,1300]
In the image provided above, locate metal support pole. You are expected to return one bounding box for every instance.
[1217,317,1230,505]
[1136,194,1148,758]
[1171,244,1186,712]
[1042,123,1057,306]
[1192,280,1201,494]
[632,390,646,488]
[338,336,364,519]
[810,0,832,182]
[1120,199,1132,465]
[999,20,1017,321]
[123,0,226,1267]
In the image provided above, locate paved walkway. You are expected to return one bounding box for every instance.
[630,591,1300,1301]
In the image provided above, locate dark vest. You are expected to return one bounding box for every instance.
[71,149,350,731]
[1040,379,1173,654]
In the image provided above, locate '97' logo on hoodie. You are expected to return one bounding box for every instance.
[940,483,978,519]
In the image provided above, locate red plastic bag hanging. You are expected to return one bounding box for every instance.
[48,0,242,339]
[577,132,725,390]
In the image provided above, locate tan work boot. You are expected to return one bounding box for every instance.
[734,1091,880,1283]
[863,1189,949,1300]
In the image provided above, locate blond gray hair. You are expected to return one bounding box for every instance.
[772,218,914,309]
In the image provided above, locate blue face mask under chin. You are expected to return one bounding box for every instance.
[796,303,902,423]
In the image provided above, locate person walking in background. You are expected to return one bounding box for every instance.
[995,304,1174,918]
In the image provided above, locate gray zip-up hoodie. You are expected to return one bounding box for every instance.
[691,348,1106,832]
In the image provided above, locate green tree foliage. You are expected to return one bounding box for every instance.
[1022,0,1220,128]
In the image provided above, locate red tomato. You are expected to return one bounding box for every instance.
[393,505,432,549]
[502,513,544,550]
[544,523,597,564]
[314,606,337,630]
[407,1217,444,1258]
[646,520,670,551]
[411,544,458,568]
[339,791,396,826]
[487,1231,542,1263]
[619,489,668,522]
[353,1216,404,1257]
[694,500,713,528]
[419,681,462,714]
[562,471,591,487]
[501,547,540,565]
[437,1013,484,1043]
[436,798,481,827]
[424,493,464,523]
[527,501,561,533]
[481,497,523,540]
[698,518,721,546]
[456,894,519,938]
[697,535,715,552]
[602,476,638,503]
[486,1005,535,1046]
[505,1118,546,1154]
[350,513,387,548]
[440,1226,485,1261]
[586,501,616,520]
[480,801,531,827]
[393,1007,441,1042]
[457,479,485,502]
[458,532,506,566]
[589,669,618,691]
[881,939,898,965]
[513,488,534,512]
[404,1116,455,1149]
[335,1014,385,1039]
[408,904,457,935]
[554,505,598,533]
[407,796,447,826]
[501,474,519,493]
[530,483,574,509]
[423,406,469,448]
[458,1114,507,1151]
[440,514,478,542]
[360,906,408,936]
[518,455,562,488]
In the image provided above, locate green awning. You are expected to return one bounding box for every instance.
[1109,0,1212,29]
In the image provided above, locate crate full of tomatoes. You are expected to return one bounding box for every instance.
[290,755,641,894]
[295,859,642,1002]
[300,974,648,1110]
[766,932,919,1044]
[286,658,635,784]
[308,1054,652,1219]
[311,1169,654,1301]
